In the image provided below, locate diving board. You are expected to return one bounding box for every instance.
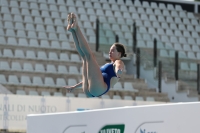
[27,102,200,133]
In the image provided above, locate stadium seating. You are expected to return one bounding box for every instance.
[4,0,200,102]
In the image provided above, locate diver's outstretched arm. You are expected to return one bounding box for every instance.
[63,82,82,92]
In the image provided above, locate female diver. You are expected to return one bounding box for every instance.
[63,13,127,97]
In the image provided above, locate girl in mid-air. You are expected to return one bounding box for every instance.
[63,13,126,97]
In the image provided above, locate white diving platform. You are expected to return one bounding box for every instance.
[27,102,200,133]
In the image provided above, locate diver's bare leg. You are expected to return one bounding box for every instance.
[67,15,93,97]
[69,13,107,96]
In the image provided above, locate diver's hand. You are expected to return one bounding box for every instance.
[116,69,123,77]
[62,85,75,92]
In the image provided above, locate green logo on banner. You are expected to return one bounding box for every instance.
[99,124,125,133]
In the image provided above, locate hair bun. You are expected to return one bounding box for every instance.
[124,54,127,57]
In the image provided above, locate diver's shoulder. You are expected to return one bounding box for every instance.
[115,59,124,65]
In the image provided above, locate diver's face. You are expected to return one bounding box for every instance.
[109,45,121,61]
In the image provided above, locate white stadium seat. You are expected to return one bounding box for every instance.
[181,62,190,71]
[21,76,32,86]
[167,4,174,10]
[192,45,200,52]
[112,82,123,91]
[190,63,197,71]
[23,63,34,72]
[174,44,183,51]
[70,54,81,62]
[159,3,167,9]
[66,92,75,97]
[135,96,144,101]
[29,90,39,96]
[44,77,55,87]
[69,66,80,74]
[16,90,26,95]
[113,95,121,100]
[14,15,23,22]
[3,49,13,57]
[54,92,63,97]
[154,9,162,16]
[36,24,45,32]
[78,93,87,98]
[46,64,57,73]
[30,3,39,9]
[151,2,158,8]
[143,1,150,8]
[35,64,45,73]
[37,51,47,60]
[68,78,77,86]
[26,50,36,59]
[8,75,19,85]
[124,96,133,100]
[0,74,7,84]
[39,3,49,10]
[11,7,20,15]
[8,37,17,45]
[56,78,66,87]
[175,5,183,11]
[163,10,170,16]
[60,53,70,61]
[33,76,43,86]
[41,91,51,96]
[124,82,138,92]
[4,21,14,29]
[0,61,10,71]
[58,65,68,74]
[49,52,58,61]
[146,97,155,101]
[11,62,22,71]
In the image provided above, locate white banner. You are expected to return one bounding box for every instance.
[27,102,200,133]
[0,94,163,131]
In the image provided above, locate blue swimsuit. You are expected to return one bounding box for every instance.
[96,63,117,96]
[101,63,117,88]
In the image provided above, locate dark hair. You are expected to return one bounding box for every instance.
[113,43,126,58]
